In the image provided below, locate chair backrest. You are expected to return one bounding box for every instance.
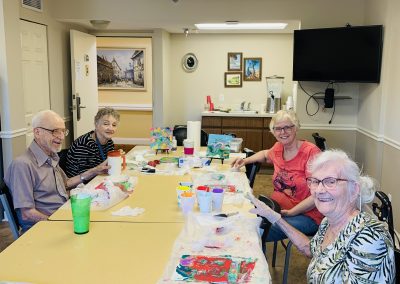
[57,148,69,172]
[312,132,327,151]
[0,179,20,239]
[223,132,237,138]
[242,148,261,187]
[173,126,209,147]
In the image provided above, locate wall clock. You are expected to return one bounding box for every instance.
[182,53,198,72]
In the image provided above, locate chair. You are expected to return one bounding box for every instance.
[172,126,209,146]
[243,148,261,188]
[0,179,20,239]
[57,148,69,172]
[372,191,400,282]
[312,132,327,151]
[223,132,237,138]
[258,195,281,254]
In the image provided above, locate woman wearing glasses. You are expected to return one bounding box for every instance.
[231,110,323,241]
[249,149,395,283]
[64,107,120,182]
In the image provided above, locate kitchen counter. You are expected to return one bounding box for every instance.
[202,111,274,118]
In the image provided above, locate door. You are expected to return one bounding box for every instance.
[20,20,50,146]
[70,30,98,139]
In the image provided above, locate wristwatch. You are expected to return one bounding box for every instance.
[80,174,86,182]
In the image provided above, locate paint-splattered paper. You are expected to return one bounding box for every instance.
[173,255,256,283]
[150,127,173,150]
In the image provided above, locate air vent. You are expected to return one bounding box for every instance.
[21,0,43,12]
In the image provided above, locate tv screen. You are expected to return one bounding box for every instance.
[292,25,383,83]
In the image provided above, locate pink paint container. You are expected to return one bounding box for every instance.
[183,139,194,155]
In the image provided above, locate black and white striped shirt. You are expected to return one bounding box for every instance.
[64,131,114,178]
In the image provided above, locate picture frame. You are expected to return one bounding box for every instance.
[227,52,243,71]
[243,57,262,81]
[224,72,242,88]
[97,48,146,90]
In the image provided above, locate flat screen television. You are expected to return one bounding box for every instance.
[292,25,383,83]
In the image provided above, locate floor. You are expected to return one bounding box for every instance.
[0,171,309,283]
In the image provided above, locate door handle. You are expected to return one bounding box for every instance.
[76,95,86,121]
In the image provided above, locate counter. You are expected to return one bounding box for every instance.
[202,111,274,118]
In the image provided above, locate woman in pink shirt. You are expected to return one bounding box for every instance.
[232,110,323,241]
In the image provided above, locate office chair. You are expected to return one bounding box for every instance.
[242,148,261,188]
[372,191,400,283]
[312,132,327,151]
[57,148,69,172]
[0,179,20,239]
[172,126,209,146]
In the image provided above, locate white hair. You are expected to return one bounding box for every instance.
[269,110,300,134]
[308,149,377,207]
[32,110,62,128]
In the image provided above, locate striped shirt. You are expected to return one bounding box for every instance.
[64,131,114,178]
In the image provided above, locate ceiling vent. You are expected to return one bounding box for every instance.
[21,0,43,12]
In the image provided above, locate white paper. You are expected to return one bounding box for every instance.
[187,120,201,148]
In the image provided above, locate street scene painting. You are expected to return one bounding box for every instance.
[97,48,145,90]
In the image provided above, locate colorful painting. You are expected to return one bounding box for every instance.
[243,57,262,81]
[97,48,145,90]
[206,134,232,159]
[150,127,173,150]
[224,72,242,88]
[173,255,257,283]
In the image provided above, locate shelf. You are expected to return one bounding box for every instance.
[313,95,352,100]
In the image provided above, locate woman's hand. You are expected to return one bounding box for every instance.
[230,157,245,170]
[249,197,282,224]
[93,160,110,175]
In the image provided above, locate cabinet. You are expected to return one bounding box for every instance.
[202,116,276,152]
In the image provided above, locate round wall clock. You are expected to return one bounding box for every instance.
[182,53,198,72]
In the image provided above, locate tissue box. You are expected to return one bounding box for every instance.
[229,138,243,153]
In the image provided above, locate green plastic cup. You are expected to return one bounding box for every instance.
[70,193,91,234]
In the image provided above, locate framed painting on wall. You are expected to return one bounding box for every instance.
[227,52,243,71]
[97,48,146,90]
[224,72,242,88]
[243,57,262,81]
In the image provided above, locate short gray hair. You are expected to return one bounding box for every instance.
[32,110,62,128]
[269,110,300,133]
[94,107,120,124]
[307,149,376,206]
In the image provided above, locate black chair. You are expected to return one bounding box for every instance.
[172,126,209,146]
[57,148,69,172]
[223,132,237,138]
[312,132,327,151]
[243,148,261,188]
[0,179,20,239]
[258,195,281,254]
[372,191,400,283]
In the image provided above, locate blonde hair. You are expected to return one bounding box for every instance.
[269,110,300,134]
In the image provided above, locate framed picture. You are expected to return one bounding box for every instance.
[227,52,243,71]
[243,57,262,81]
[224,72,242,88]
[97,48,146,90]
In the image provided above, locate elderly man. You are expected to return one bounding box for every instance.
[4,110,108,233]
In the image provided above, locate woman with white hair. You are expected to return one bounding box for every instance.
[232,110,323,241]
[250,149,395,282]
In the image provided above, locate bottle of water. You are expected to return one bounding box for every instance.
[172,136,177,151]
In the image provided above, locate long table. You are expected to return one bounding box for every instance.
[0,221,183,283]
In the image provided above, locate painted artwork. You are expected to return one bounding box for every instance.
[150,127,173,150]
[97,48,145,90]
[243,57,262,81]
[173,255,257,283]
[206,134,232,159]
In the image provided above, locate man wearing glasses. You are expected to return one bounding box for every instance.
[4,110,107,233]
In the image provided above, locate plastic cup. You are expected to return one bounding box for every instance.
[176,185,191,207]
[180,192,195,215]
[70,194,91,234]
[197,191,212,213]
[183,139,194,155]
[212,188,224,212]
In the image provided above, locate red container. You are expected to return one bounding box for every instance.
[197,186,210,192]
[184,147,194,155]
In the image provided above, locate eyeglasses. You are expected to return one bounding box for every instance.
[273,125,295,133]
[38,127,69,137]
[306,177,351,190]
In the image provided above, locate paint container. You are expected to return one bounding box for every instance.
[180,192,195,215]
[183,139,194,155]
[176,185,191,207]
[211,188,224,212]
[197,190,212,213]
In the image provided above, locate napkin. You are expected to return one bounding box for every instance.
[111,206,145,216]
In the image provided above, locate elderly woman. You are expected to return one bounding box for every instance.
[232,110,323,241]
[64,107,120,181]
[250,149,395,282]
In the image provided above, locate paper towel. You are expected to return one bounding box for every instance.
[187,121,201,148]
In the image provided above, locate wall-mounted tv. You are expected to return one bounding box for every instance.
[292,25,383,83]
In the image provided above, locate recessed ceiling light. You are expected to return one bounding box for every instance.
[195,22,287,30]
